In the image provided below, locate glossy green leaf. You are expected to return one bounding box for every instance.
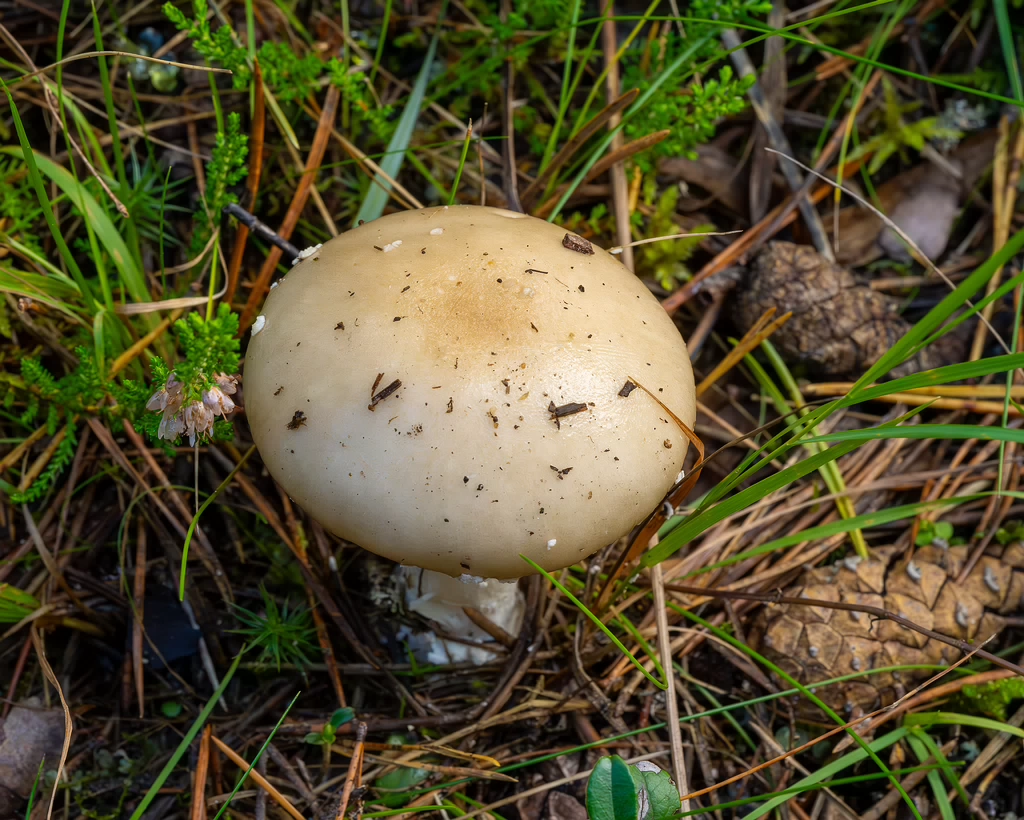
[628,761,680,820]
[587,756,639,820]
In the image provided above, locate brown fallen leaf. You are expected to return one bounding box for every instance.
[831,129,998,267]
[548,790,589,820]
[658,143,750,217]
[0,698,66,810]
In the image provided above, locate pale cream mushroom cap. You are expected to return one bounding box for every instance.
[244,205,696,579]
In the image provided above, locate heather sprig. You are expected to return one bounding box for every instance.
[144,304,241,447]
[163,0,250,89]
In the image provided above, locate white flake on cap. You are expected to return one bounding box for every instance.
[292,243,322,266]
[251,315,266,336]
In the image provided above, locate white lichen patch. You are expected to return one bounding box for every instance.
[382,240,404,253]
[292,243,322,266]
[430,227,444,236]
[251,315,266,336]
[459,573,485,584]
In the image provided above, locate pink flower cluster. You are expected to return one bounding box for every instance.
[147,373,238,446]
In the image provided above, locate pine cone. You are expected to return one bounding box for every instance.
[749,542,1024,715]
[734,242,964,378]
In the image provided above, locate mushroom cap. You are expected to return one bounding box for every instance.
[244,205,696,579]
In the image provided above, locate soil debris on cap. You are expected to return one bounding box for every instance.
[562,233,594,255]
[368,379,402,411]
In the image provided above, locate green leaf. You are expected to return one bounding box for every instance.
[329,707,356,730]
[160,701,183,719]
[629,761,681,820]
[587,756,639,820]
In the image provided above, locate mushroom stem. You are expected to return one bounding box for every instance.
[397,567,525,665]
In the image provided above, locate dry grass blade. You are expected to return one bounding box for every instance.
[190,726,212,820]
[696,308,793,397]
[210,734,305,820]
[343,748,518,781]
[30,627,72,820]
[651,559,688,806]
[601,0,633,272]
[519,88,639,211]
[970,117,1023,360]
[12,50,232,85]
[132,520,146,719]
[334,721,367,819]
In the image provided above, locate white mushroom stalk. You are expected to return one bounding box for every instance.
[244,206,697,662]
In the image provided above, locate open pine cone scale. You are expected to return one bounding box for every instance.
[749,541,1024,715]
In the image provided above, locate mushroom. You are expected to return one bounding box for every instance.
[244,205,696,661]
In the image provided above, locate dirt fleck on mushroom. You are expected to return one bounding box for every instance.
[287,411,307,429]
[368,379,402,411]
[547,401,588,429]
[618,380,637,398]
[562,233,594,255]
[274,386,284,396]
[335,321,345,330]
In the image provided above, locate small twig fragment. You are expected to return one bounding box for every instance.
[369,379,402,411]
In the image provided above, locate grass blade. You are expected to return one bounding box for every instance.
[354,0,448,224]
[1,146,149,305]
[128,650,244,820]
[0,85,94,311]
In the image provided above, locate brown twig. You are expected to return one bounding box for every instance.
[334,720,367,819]
[190,726,212,820]
[239,84,341,333]
[225,60,266,305]
[210,734,304,820]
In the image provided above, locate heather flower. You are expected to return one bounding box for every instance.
[214,373,238,395]
[146,374,184,413]
[148,371,236,445]
[184,401,215,446]
[158,408,186,441]
[203,384,235,416]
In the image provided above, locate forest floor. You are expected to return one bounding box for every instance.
[3,0,1024,818]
